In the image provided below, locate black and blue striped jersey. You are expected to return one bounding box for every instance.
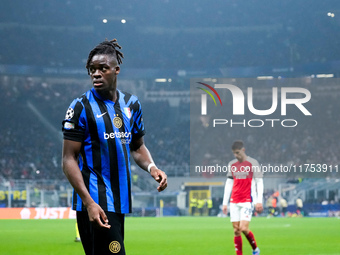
[62,88,145,214]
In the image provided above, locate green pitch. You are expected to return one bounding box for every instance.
[0,217,339,255]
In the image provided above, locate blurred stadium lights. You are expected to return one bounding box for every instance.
[155,78,167,82]
[102,18,128,24]
[316,73,334,78]
[100,16,133,23]
[202,78,218,82]
[257,76,274,80]
[327,12,335,18]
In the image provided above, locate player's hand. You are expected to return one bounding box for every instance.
[86,202,111,229]
[255,203,263,213]
[150,167,168,192]
[222,205,228,215]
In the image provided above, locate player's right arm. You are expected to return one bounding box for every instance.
[62,139,110,229]
[222,177,233,215]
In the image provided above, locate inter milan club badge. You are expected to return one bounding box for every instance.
[113,117,123,128]
[109,241,121,253]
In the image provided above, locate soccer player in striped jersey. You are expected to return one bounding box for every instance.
[62,39,167,255]
[222,141,263,255]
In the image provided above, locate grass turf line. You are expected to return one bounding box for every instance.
[0,217,339,255]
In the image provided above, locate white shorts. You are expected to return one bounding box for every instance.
[229,202,253,222]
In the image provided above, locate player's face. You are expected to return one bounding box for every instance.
[232,148,246,162]
[88,54,120,98]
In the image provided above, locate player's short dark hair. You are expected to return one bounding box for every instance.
[85,38,124,74]
[231,140,244,150]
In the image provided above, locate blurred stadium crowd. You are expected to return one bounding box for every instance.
[1,75,340,183]
[0,75,190,181]
[1,0,340,70]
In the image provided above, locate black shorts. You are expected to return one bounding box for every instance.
[77,211,125,255]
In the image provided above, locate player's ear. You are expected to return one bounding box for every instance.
[115,66,120,75]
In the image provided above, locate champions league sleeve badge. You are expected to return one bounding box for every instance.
[65,108,74,120]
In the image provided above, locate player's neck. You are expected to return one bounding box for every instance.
[107,89,118,102]
[239,155,247,162]
[97,89,118,102]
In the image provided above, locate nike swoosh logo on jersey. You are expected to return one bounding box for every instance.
[96,112,107,118]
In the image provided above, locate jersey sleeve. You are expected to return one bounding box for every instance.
[227,160,235,179]
[250,157,264,204]
[254,178,264,204]
[222,178,234,205]
[131,99,146,140]
[252,159,263,178]
[62,99,86,142]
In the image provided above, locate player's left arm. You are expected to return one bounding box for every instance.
[130,136,167,192]
[222,177,233,215]
[253,159,264,213]
[254,178,264,213]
